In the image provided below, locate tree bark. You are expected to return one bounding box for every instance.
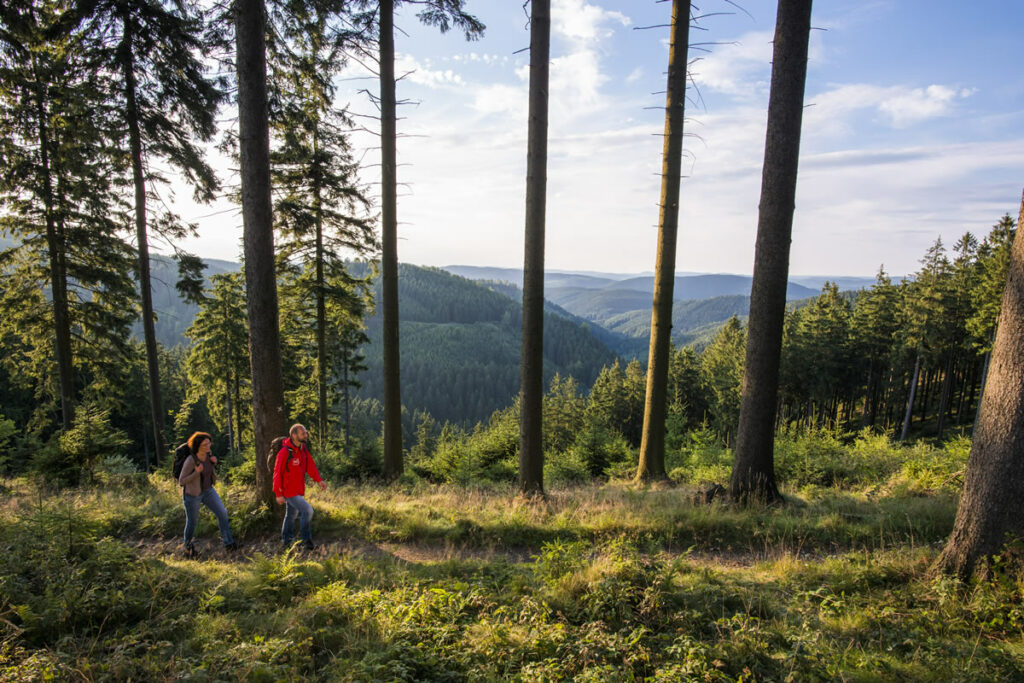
[379,0,403,480]
[636,0,690,484]
[937,189,1024,580]
[120,13,166,468]
[730,0,813,504]
[519,0,550,495]
[236,0,287,506]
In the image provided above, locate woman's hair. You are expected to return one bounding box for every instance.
[188,432,212,454]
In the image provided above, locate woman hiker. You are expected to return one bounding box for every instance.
[178,431,238,557]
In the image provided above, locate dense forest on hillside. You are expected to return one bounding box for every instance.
[352,264,618,426]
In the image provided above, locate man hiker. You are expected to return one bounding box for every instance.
[273,423,326,550]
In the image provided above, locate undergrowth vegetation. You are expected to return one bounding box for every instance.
[3,431,1023,680]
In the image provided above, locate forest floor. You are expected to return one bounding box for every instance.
[5,476,1024,681]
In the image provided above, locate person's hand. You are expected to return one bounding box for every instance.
[210,456,218,464]
[276,496,285,505]
[195,463,204,473]
[318,481,327,491]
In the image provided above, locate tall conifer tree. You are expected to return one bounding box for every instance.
[78,0,223,466]
[267,0,376,442]
[730,0,813,503]
[236,0,287,504]
[637,0,690,483]
[519,0,550,495]
[936,191,1024,580]
[352,0,483,480]
[0,0,137,435]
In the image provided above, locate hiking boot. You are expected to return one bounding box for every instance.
[302,540,317,551]
[184,543,200,560]
[224,541,240,552]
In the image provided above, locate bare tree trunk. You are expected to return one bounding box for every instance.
[236,0,287,506]
[730,0,813,504]
[900,354,921,442]
[120,14,166,468]
[937,189,1024,580]
[519,0,550,495]
[379,0,403,480]
[636,0,690,484]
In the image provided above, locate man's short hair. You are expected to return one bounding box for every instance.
[289,423,305,439]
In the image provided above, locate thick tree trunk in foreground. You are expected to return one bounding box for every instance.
[730,0,813,504]
[236,0,287,506]
[519,0,550,495]
[636,0,690,484]
[936,189,1024,580]
[379,0,403,480]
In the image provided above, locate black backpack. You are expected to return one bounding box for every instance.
[268,437,291,474]
[172,442,192,480]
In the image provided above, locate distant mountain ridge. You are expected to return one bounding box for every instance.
[442,265,886,359]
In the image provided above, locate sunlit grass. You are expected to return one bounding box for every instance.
[0,443,1020,681]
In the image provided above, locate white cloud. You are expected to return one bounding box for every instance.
[395,54,465,89]
[878,84,962,127]
[689,30,773,98]
[805,83,971,133]
[552,0,630,46]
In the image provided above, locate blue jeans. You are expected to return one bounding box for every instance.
[282,495,314,544]
[183,488,234,546]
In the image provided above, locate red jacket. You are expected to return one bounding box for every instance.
[272,438,322,498]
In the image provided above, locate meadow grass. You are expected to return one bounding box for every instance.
[1,449,1022,681]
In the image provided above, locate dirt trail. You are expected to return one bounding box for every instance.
[128,533,802,569]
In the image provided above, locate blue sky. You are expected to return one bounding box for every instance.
[179,0,1024,277]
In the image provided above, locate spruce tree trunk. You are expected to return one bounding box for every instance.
[233,372,242,451]
[636,0,690,484]
[519,0,550,495]
[937,189,1024,580]
[379,0,403,479]
[120,15,166,468]
[343,354,351,460]
[730,0,813,504]
[900,354,921,442]
[314,163,328,441]
[861,359,875,428]
[226,370,235,453]
[32,57,74,431]
[236,0,287,506]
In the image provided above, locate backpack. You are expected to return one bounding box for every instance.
[172,442,192,480]
[268,436,291,474]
